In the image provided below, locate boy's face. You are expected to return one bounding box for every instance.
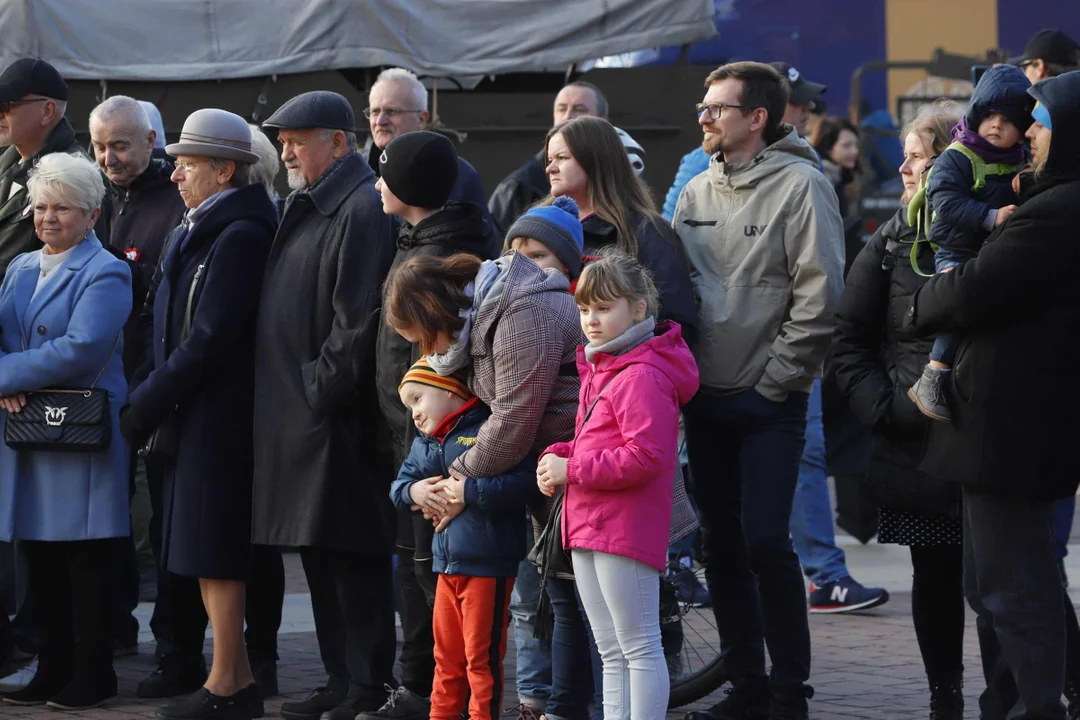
[399,382,466,435]
[978,113,1022,149]
[510,237,570,276]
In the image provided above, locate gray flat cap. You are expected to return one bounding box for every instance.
[263,91,356,132]
[165,108,258,164]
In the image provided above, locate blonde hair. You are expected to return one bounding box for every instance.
[902,101,962,158]
[574,247,659,318]
[27,152,106,211]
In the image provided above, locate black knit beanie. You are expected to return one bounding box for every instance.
[379,131,460,209]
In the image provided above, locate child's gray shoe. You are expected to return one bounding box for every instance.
[908,365,953,422]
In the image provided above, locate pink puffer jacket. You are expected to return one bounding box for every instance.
[542,321,699,571]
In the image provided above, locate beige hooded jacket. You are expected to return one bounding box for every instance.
[673,127,845,401]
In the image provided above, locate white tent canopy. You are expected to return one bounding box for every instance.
[0,0,718,81]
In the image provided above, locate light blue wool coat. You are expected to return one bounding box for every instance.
[0,232,132,541]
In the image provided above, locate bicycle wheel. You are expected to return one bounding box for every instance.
[663,566,727,708]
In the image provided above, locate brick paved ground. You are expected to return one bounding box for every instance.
[2,590,1073,720]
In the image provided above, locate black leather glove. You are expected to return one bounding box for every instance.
[118,404,149,446]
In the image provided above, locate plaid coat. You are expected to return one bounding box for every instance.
[451,253,582,480]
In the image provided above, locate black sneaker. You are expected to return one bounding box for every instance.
[768,684,813,720]
[280,687,345,720]
[355,685,431,720]
[156,686,250,720]
[686,677,769,720]
[908,365,952,422]
[1065,678,1079,720]
[320,694,382,720]
[138,655,209,699]
[808,577,890,614]
[928,677,964,720]
[2,669,69,706]
[45,674,118,711]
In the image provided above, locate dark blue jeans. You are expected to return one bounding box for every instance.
[544,577,595,720]
[684,387,811,688]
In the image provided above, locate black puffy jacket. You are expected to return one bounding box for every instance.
[374,203,495,469]
[906,72,1080,501]
[831,209,959,516]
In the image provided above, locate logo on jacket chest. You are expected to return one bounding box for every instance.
[744,224,768,237]
[456,436,477,447]
[44,406,68,427]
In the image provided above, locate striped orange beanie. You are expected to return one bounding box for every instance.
[398,357,473,400]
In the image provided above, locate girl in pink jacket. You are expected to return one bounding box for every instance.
[537,249,699,720]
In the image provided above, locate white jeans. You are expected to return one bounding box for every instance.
[571,550,669,720]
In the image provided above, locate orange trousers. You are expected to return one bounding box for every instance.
[430,573,514,720]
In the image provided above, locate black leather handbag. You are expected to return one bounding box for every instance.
[4,336,119,453]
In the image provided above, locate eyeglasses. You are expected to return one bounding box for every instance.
[363,107,424,120]
[1018,59,1038,69]
[174,160,205,173]
[695,103,753,120]
[0,98,48,115]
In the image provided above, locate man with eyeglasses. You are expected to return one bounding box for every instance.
[488,81,608,238]
[1009,29,1080,86]
[0,58,108,280]
[365,68,496,255]
[674,61,844,720]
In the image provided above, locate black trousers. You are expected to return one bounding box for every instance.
[0,541,37,657]
[684,389,812,688]
[300,548,396,702]
[23,539,115,688]
[396,512,438,697]
[963,490,1066,720]
[148,460,285,662]
[909,544,965,685]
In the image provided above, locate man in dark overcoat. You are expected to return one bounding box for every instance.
[252,91,397,720]
[908,70,1080,720]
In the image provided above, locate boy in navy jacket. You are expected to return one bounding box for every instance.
[389,358,536,720]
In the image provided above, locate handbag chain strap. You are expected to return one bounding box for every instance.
[19,332,121,396]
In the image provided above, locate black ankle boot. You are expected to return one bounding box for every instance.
[928,676,963,720]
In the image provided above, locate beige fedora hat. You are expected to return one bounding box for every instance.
[166,108,259,164]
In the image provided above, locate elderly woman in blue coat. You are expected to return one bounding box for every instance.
[0,152,132,710]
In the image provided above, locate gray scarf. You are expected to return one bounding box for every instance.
[427,257,505,376]
[584,316,656,364]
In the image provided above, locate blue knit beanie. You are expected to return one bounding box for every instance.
[506,196,585,279]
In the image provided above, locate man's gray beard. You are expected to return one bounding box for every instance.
[287,168,308,191]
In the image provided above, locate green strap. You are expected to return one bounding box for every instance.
[944,141,1023,192]
[907,143,1023,275]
